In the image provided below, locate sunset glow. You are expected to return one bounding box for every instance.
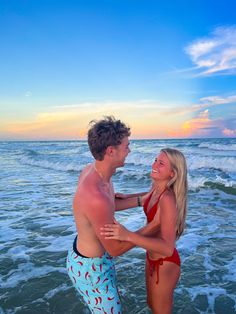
[0,1,235,140]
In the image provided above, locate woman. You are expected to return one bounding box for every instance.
[101,148,188,314]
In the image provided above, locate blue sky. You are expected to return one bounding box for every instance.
[0,0,236,139]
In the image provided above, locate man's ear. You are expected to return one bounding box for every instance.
[106,146,114,156]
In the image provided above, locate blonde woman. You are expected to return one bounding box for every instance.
[101,148,188,314]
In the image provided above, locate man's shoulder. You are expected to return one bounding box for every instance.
[79,163,92,180]
[79,178,108,205]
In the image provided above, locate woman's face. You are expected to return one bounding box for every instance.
[151,152,174,182]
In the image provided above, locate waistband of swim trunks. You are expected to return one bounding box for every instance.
[72,235,113,260]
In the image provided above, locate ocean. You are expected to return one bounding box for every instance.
[0,138,235,314]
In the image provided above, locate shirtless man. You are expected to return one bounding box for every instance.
[67,116,157,313]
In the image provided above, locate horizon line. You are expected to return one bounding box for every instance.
[0,137,235,142]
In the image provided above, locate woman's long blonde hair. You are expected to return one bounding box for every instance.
[161,148,188,239]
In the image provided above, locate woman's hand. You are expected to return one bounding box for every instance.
[100,219,131,241]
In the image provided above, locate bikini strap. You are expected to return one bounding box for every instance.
[156,188,167,204]
[143,190,154,209]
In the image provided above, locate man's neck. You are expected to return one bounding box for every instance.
[94,161,115,183]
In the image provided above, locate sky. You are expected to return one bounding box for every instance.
[0,0,236,140]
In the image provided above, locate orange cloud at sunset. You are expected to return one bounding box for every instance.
[182,110,212,136]
[1,98,234,140]
[2,101,187,140]
[167,109,224,138]
[223,128,236,136]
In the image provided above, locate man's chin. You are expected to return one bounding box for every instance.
[117,162,125,168]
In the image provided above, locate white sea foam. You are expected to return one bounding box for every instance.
[177,233,205,255]
[20,156,84,172]
[7,246,30,262]
[223,256,236,282]
[0,262,66,289]
[188,174,236,190]
[127,152,236,174]
[199,143,236,151]
[35,233,75,252]
[188,175,207,190]
[0,225,28,243]
[116,208,146,231]
[187,155,236,172]
[187,286,228,312]
[203,248,215,277]
[1,139,235,313]
[43,283,70,299]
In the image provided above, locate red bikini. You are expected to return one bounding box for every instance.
[143,189,181,284]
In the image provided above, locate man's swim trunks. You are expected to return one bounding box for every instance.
[67,236,122,314]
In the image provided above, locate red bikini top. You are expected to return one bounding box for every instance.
[143,189,167,223]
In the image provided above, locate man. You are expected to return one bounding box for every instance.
[67,116,156,313]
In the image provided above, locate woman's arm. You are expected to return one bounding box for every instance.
[115,192,147,199]
[103,193,177,257]
[115,192,147,211]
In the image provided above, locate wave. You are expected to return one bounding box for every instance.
[22,148,40,158]
[199,143,236,151]
[187,155,236,172]
[116,169,236,194]
[189,174,235,187]
[126,153,236,173]
[20,156,84,173]
[204,181,236,195]
[179,177,236,194]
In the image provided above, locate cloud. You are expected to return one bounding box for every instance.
[25,91,32,97]
[4,101,168,140]
[184,25,236,76]
[193,94,236,111]
[198,95,236,105]
[223,128,236,136]
[168,109,231,138]
[181,109,218,136]
[2,97,235,140]
[161,94,236,117]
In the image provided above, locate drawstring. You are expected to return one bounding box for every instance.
[146,249,181,284]
[147,253,164,284]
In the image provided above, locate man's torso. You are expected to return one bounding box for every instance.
[73,164,115,257]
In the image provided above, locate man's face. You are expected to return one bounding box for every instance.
[112,136,130,167]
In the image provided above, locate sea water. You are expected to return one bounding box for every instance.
[0,138,235,314]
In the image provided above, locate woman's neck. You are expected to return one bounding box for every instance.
[152,181,168,195]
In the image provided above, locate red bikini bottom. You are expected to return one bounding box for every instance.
[146,248,181,284]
